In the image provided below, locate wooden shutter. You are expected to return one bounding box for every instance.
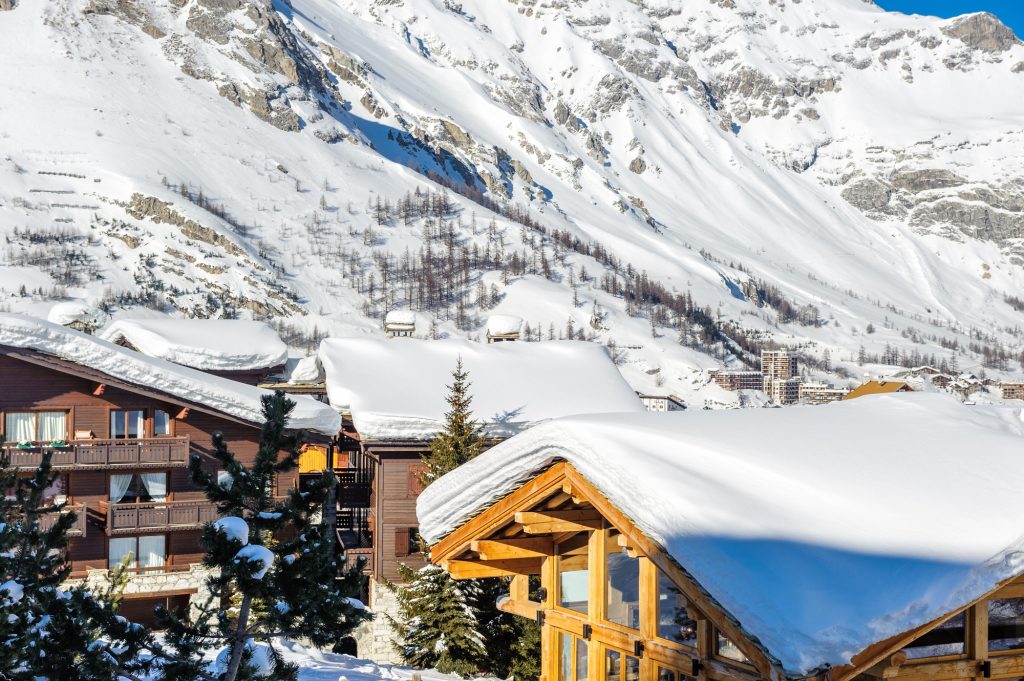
[395,528,410,558]
[407,464,426,498]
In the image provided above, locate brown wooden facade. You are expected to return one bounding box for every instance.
[0,346,304,622]
[430,462,1024,681]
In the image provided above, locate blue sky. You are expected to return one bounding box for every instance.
[876,1,1023,37]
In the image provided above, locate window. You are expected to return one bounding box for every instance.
[717,633,751,664]
[154,410,171,436]
[395,527,420,558]
[989,598,1024,652]
[900,611,966,659]
[559,633,573,681]
[557,534,590,615]
[605,530,639,629]
[575,639,588,681]
[110,473,167,504]
[3,411,67,444]
[407,463,426,498]
[109,535,165,571]
[658,569,698,647]
[110,410,144,439]
[604,649,639,681]
[658,669,676,681]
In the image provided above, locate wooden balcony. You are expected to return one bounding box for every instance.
[5,437,191,470]
[39,503,87,537]
[343,547,373,574]
[100,499,219,535]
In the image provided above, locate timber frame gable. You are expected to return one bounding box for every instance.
[429,461,1024,681]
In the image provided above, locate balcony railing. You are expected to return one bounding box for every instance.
[5,437,191,470]
[342,547,373,574]
[100,499,219,535]
[39,503,87,537]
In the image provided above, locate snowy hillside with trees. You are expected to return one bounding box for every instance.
[0,0,1022,405]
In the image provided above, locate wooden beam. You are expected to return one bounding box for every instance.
[497,597,542,620]
[444,558,541,579]
[91,382,106,396]
[516,509,602,534]
[176,407,190,420]
[472,538,554,561]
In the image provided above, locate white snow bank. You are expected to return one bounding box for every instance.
[418,393,1024,674]
[213,517,250,545]
[485,315,523,336]
[47,301,108,328]
[319,338,643,440]
[213,641,275,677]
[235,544,275,579]
[0,314,339,434]
[283,355,323,384]
[98,318,288,371]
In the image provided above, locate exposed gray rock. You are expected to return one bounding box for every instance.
[628,156,647,174]
[0,0,14,10]
[841,178,894,213]
[941,13,1021,53]
[890,168,966,193]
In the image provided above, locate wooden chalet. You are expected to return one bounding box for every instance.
[419,395,1024,681]
[843,380,913,400]
[0,314,339,626]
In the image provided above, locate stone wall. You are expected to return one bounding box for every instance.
[64,564,217,621]
[353,578,404,664]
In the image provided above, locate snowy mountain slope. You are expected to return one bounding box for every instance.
[0,0,1022,405]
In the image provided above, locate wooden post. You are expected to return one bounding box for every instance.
[640,557,658,681]
[589,527,605,681]
[324,441,337,565]
[969,604,988,681]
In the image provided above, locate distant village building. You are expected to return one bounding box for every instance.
[317,337,644,662]
[383,310,416,337]
[761,349,798,382]
[765,377,801,405]
[798,382,849,405]
[709,369,764,391]
[419,395,1024,681]
[844,380,914,400]
[484,314,523,343]
[1002,382,1024,400]
[638,394,686,412]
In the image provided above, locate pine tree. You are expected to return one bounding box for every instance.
[153,391,371,681]
[418,358,483,486]
[0,452,153,680]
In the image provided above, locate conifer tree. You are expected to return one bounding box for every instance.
[390,361,541,680]
[153,391,371,681]
[0,452,153,680]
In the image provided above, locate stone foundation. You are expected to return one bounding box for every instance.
[64,564,217,621]
[353,578,404,664]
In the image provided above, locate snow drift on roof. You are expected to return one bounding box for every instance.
[485,315,523,336]
[417,393,1024,674]
[0,314,339,434]
[98,318,288,371]
[319,337,643,440]
[385,310,417,327]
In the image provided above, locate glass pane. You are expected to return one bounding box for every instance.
[605,531,640,629]
[111,411,124,438]
[658,669,676,681]
[718,633,751,663]
[575,639,588,681]
[624,656,639,681]
[109,537,137,569]
[559,633,572,681]
[989,599,1024,652]
[901,611,966,659]
[139,535,165,570]
[129,411,143,438]
[604,649,621,681]
[140,473,167,502]
[558,535,590,615]
[5,412,36,443]
[39,412,66,441]
[154,410,170,436]
[658,569,698,647]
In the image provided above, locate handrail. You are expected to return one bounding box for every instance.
[104,498,218,534]
[38,503,88,537]
[4,436,191,469]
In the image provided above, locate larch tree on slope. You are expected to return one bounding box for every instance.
[387,359,541,681]
[0,452,152,680]
[152,391,370,681]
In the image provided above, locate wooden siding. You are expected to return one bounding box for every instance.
[374,450,429,582]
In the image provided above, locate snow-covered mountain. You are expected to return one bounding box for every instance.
[1,0,1022,405]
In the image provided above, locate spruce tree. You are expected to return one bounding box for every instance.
[390,360,541,680]
[0,452,153,680]
[153,391,371,681]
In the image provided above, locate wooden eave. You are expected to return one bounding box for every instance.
[430,460,787,681]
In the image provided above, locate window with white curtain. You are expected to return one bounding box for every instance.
[110,410,145,439]
[110,472,167,503]
[138,535,166,572]
[108,537,136,569]
[3,411,67,443]
[154,410,171,436]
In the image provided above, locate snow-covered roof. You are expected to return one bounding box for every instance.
[47,301,108,328]
[485,315,523,336]
[319,337,643,440]
[384,310,417,327]
[417,394,1024,674]
[98,318,288,371]
[0,314,339,434]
